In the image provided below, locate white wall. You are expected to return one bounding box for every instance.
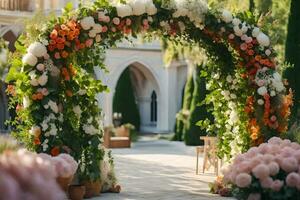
[95,39,188,133]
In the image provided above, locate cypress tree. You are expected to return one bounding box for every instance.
[284,0,300,124]
[113,67,141,130]
[185,66,210,146]
[173,72,194,141]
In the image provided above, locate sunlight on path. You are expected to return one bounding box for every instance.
[91,138,233,200]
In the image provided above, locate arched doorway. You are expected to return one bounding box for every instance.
[113,62,160,133]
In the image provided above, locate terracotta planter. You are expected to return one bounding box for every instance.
[68,185,86,200]
[56,175,74,192]
[82,180,102,198]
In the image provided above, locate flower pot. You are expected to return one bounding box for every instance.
[56,175,74,192]
[82,180,102,198]
[68,185,86,200]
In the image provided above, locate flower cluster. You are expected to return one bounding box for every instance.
[0,149,65,200]
[115,0,157,18]
[223,137,300,199]
[38,153,78,178]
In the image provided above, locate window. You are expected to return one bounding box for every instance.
[150,91,157,122]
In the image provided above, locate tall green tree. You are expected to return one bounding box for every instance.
[113,67,141,130]
[284,0,300,124]
[173,72,194,141]
[185,66,210,146]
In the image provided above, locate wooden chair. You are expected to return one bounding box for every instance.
[196,136,221,175]
[103,126,131,148]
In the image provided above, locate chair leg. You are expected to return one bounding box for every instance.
[196,150,199,175]
[202,150,207,174]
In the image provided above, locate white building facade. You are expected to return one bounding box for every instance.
[0,0,188,133]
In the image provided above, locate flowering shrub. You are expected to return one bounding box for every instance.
[223,137,300,199]
[0,149,65,200]
[7,0,292,179]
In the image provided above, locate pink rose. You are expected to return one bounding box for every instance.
[258,143,270,154]
[263,154,275,164]
[260,177,273,189]
[235,173,252,188]
[228,33,235,40]
[104,16,110,23]
[268,162,279,176]
[286,172,300,187]
[294,150,300,162]
[291,143,300,150]
[257,80,265,87]
[240,43,247,51]
[252,164,270,179]
[102,26,108,33]
[126,18,132,26]
[54,52,61,59]
[281,157,298,172]
[280,147,294,157]
[268,137,282,145]
[112,17,120,25]
[247,193,261,200]
[245,37,253,44]
[111,27,117,32]
[238,161,251,173]
[271,180,283,192]
[270,115,277,122]
[85,39,94,48]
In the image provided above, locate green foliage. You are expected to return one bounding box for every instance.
[113,68,141,130]
[284,0,300,126]
[173,72,194,141]
[184,66,211,145]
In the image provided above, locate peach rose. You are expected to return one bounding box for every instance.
[286,172,300,187]
[281,157,298,173]
[252,164,270,179]
[235,173,252,188]
[271,180,283,192]
[268,162,279,176]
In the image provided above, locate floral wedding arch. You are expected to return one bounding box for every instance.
[7,0,292,181]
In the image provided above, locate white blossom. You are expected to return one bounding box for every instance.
[23,97,30,108]
[73,105,82,118]
[22,53,38,66]
[221,10,233,23]
[232,18,241,26]
[257,86,268,96]
[80,16,95,30]
[38,73,48,86]
[27,42,47,58]
[257,99,264,105]
[129,0,146,15]
[256,32,270,47]
[252,27,260,37]
[116,4,133,18]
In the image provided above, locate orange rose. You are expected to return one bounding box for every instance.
[51,147,60,156]
[66,90,73,97]
[61,51,69,58]
[34,137,41,145]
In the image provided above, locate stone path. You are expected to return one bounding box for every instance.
[92,137,232,200]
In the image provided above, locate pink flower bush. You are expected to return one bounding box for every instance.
[38,153,78,178]
[0,150,65,200]
[224,137,300,199]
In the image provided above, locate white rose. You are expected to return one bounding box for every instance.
[93,24,103,33]
[30,79,39,86]
[38,73,48,86]
[116,4,133,18]
[49,123,58,136]
[88,30,97,38]
[28,42,47,58]
[130,0,146,16]
[270,90,276,97]
[48,100,58,113]
[265,49,271,56]
[78,89,87,95]
[23,97,30,108]
[226,75,232,83]
[233,26,243,37]
[252,27,260,37]
[257,99,264,105]
[41,122,49,131]
[73,105,82,117]
[241,24,248,33]
[36,63,45,71]
[221,10,233,23]
[22,53,38,66]
[256,32,270,47]
[146,3,157,15]
[232,18,241,26]
[273,72,281,81]
[80,16,95,30]
[257,86,268,96]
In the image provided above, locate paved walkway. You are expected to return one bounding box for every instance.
[93,137,232,200]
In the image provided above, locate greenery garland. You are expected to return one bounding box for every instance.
[6,0,292,180]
